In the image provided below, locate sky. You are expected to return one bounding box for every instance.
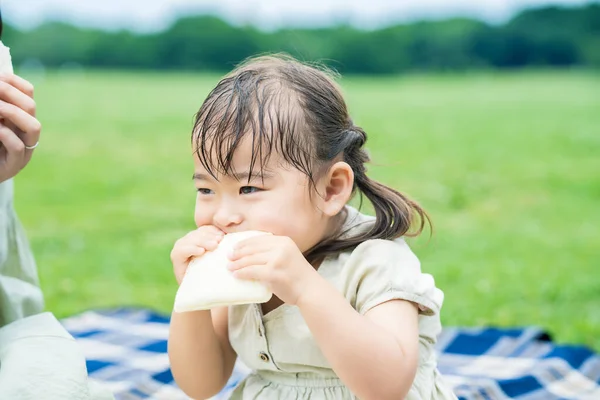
[3,0,596,33]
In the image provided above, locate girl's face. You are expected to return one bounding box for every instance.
[192,137,332,253]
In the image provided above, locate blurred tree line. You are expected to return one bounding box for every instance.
[4,4,600,73]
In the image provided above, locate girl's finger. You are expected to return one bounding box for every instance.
[197,225,225,237]
[191,227,224,241]
[0,74,35,98]
[193,237,220,251]
[227,254,269,271]
[232,264,270,283]
[174,245,206,261]
[230,237,272,260]
[183,231,223,250]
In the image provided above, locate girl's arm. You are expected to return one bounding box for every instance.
[168,306,237,399]
[297,277,420,400]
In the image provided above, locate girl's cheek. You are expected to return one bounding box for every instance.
[194,206,212,227]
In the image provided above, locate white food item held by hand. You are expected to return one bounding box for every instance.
[174,230,273,312]
[0,41,14,74]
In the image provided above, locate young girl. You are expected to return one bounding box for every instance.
[168,54,457,400]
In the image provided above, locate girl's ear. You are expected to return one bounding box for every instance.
[318,161,354,216]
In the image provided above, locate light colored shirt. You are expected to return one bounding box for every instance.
[228,206,457,399]
[0,179,114,399]
[0,179,43,326]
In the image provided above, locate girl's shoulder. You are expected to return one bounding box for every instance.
[326,237,443,317]
[329,235,422,284]
[325,208,443,316]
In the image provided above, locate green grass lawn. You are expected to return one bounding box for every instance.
[14,69,600,350]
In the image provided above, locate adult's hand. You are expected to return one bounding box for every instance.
[0,73,41,183]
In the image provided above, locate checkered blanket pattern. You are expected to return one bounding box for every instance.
[61,308,600,399]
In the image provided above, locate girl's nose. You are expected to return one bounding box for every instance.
[213,207,243,230]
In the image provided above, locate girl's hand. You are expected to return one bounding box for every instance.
[0,74,41,183]
[227,235,320,305]
[170,225,224,284]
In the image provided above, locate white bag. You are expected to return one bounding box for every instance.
[174,231,273,312]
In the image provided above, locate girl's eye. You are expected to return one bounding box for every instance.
[197,188,214,195]
[240,186,260,195]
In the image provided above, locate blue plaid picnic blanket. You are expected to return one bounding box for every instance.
[61,308,600,400]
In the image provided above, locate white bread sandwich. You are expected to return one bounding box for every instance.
[174,231,273,312]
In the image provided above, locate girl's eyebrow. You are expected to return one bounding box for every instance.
[192,171,275,181]
[192,173,213,181]
[235,170,276,181]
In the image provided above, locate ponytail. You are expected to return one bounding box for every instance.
[354,170,428,239]
[304,125,430,264]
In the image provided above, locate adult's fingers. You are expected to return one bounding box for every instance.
[0,73,35,99]
[0,100,41,147]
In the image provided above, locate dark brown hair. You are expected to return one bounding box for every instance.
[192,53,429,262]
